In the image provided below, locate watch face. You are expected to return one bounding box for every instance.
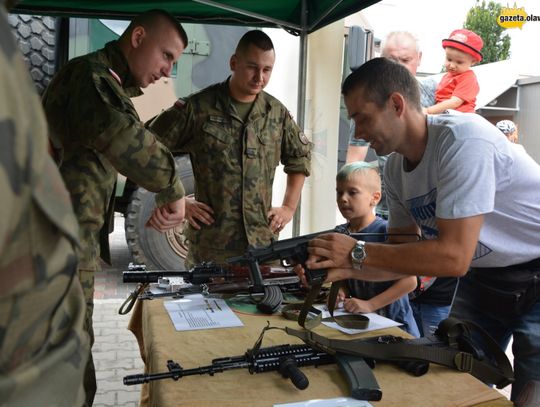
[352,242,366,261]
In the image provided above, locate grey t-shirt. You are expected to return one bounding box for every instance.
[385,112,540,267]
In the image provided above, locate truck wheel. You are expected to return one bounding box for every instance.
[125,155,194,270]
[8,14,57,95]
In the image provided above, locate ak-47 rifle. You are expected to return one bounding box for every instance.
[123,343,384,401]
[227,230,332,289]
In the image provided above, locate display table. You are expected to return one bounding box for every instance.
[128,298,512,407]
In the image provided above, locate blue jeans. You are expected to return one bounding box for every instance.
[386,297,420,338]
[450,273,540,401]
[410,302,451,337]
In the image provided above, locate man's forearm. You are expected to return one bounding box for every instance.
[282,173,306,210]
[359,239,468,281]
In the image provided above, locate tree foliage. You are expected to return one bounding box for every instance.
[464,0,511,65]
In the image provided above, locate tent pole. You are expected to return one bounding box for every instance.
[292,0,308,237]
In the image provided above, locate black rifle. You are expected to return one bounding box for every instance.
[122,262,298,285]
[123,343,383,401]
[228,231,331,284]
[121,262,301,314]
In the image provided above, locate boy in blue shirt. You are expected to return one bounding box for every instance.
[334,162,420,336]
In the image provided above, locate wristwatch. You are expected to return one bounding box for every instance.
[350,240,367,270]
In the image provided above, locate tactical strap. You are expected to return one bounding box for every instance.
[285,317,514,389]
[286,232,422,330]
[118,283,147,315]
[282,281,369,330]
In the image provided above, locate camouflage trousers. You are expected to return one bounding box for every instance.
[79,269,97,407]
[0,274,89,407]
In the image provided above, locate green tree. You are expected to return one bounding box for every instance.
[464,0,511,65]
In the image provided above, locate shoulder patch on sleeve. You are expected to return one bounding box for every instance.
[174,98,186,110]
[299,131,309,145]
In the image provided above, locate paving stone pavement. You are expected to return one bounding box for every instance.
[93,300,144,407]
[93,215,143,407]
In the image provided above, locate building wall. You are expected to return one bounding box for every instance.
[515,77,540,164]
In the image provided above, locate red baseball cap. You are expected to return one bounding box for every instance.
[442,29,483,62]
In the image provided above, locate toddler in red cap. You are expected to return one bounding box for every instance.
[425,29,483,114]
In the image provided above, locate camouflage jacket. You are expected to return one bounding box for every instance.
[0,7,88,406]
[42,41,184,270]
[149,80,311,265]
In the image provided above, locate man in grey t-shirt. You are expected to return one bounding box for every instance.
[346,31,437,219]
[305,58,540,402]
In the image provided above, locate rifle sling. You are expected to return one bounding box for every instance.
[282,281,369,330]
[118,283,148,315]
[285,317,514,389]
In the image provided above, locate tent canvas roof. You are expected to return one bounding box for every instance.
[12,0,380,35]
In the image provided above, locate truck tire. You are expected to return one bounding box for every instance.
[8,14,57,95]
[125,155,195,270]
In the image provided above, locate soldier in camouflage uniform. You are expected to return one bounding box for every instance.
[41,10,189,406]
[0,2,89,405]
[149,30,311,267]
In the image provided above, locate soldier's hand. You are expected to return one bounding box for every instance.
[267,205,295,233]
[146,197,186,232]
[185,195,214,230]
[305,233,357,271]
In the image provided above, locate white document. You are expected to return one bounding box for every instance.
[315,305,401,335]
[274,397,372,407]
[164,294,244,331]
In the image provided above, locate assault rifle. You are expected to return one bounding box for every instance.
[227,230,331,288]
[122,262,297,285]
[123,343,384,401]
[120,262,301,315]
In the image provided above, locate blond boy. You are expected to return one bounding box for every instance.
[334,162,420,336]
